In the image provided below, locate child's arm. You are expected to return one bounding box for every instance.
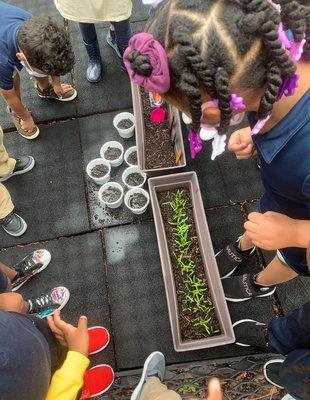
[46,311,90,400]
[46,351,90,400]
[244,212,310,250]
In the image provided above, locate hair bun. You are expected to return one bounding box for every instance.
[128,51,153,77]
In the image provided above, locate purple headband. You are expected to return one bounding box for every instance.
[123,33,170,94]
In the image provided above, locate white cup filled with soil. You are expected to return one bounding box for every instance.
[125,188,150,215]
[98,182,124,209]
[122,166,146,189]
[113,112,135,139]
[124,146,138,167]
[86,158,111,185]
[100,141,124,167]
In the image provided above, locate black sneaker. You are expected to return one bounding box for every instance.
[222,273,276,302]
[106,29,121,58]
[12,249,51,291]
[27,286,70,319]
[216,237,255,279]
[0,212,27,237]
[0,156,35,182]
[263,359,285,389]
[233,319,268,348]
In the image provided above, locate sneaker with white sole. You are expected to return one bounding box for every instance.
[0,212,27,237]
[131,352,166,400]
[27,286,70,319]
[233,319,268,348]
[11,249,51,292]
[0,156,35,182]
[216,237,255,279]
[263,359,285,389]
[222,273,276,302]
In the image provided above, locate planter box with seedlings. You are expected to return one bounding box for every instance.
[149,172,235,351]
[131,83,186,175]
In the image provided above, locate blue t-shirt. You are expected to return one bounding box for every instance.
[0,1,31,90]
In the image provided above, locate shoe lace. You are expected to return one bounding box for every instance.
[0,213,14,225]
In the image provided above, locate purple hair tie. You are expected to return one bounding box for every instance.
[230,94,246,110]
[124,33,170,94]
[277,73,300,101]
[188,130,203,159]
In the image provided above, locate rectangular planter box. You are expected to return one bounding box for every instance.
[131,83,186,176]
[148,172,235,351]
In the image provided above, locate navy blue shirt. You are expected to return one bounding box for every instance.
[0,1,31,90]
[249,89,310,275]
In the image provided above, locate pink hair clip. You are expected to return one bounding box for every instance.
[124,33,170,94]
[278,23,291,51]
[252,114,271,135]
[230,94,246,110]
[188,130,203,159]
[290,38,306,61]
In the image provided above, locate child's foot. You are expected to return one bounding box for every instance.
[106,29,121,58]
[131,352,166,400]
[0,212,27,237]
[0,156,35,182]
[81,364,114,399]
[11,249,51,291]
[84,40,103,83]
[88,326,110,355]
[27,286,70,318]
[216,237,255,278]
[36,82,77,102]
[6,107,40,140]
[263,359,285,389]
[222,273,276,302]
[233,319,268,348]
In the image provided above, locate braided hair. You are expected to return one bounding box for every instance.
[128,0,309,135]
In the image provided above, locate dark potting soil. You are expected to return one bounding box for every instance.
[117,119,133,130]
[127,150,137,165]
[125,172,144,187]
[158,189,221,341]
[129,193,148,209]
[90,164,109,178]
[104,147,122,161]
[101,187,122,203]
[141,89,176,169]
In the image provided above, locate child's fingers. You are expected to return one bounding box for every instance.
[77,315,88,331]
[47,315,64,336]
[208,378,222,400]
[228,141,247,152]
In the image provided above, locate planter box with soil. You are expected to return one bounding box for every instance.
[131,83,186,175]
[148,172,235,351]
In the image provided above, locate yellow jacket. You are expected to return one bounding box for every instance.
[46,351,90,400]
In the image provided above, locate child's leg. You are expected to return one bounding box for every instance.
[79,23,98,45]
[112,18,132,57]
[0,292,29,313]
[0,261,17,283]
[0,125,16,177]
[256,256,298,286]
[36,76,52,91]
[140,377,181,400]
[13,71,22,101]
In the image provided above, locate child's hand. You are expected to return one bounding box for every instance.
[207,378,222,400]
[244,211,298,250]
[53,83,75,98]
[0,292,25,313]
[47,310,89,357]
[228,127,256,159]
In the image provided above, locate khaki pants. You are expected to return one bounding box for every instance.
[141,377,181,400]
[0,126,15,219]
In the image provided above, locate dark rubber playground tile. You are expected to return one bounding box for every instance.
[0,231,116,368]
[1,120,89,248]
[105,220,275,370]
[79,113,152,229]
[6,0,63,23]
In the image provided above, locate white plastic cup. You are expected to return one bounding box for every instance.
[125,188,150,215]
[98,182,124,209]
[100,141,124,167]
[122,166,146,189]
[86,158,111,185]
[124,146,138,167]
[113,112,135,139]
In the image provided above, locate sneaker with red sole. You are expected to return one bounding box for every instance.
[80,364,114,399]
[87,326,110,355]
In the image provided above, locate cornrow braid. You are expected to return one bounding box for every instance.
[177,67,202,133]
[214,68,232,135]
[257,61,282,118]
[172,29,216,98]
[242,0,296,76]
